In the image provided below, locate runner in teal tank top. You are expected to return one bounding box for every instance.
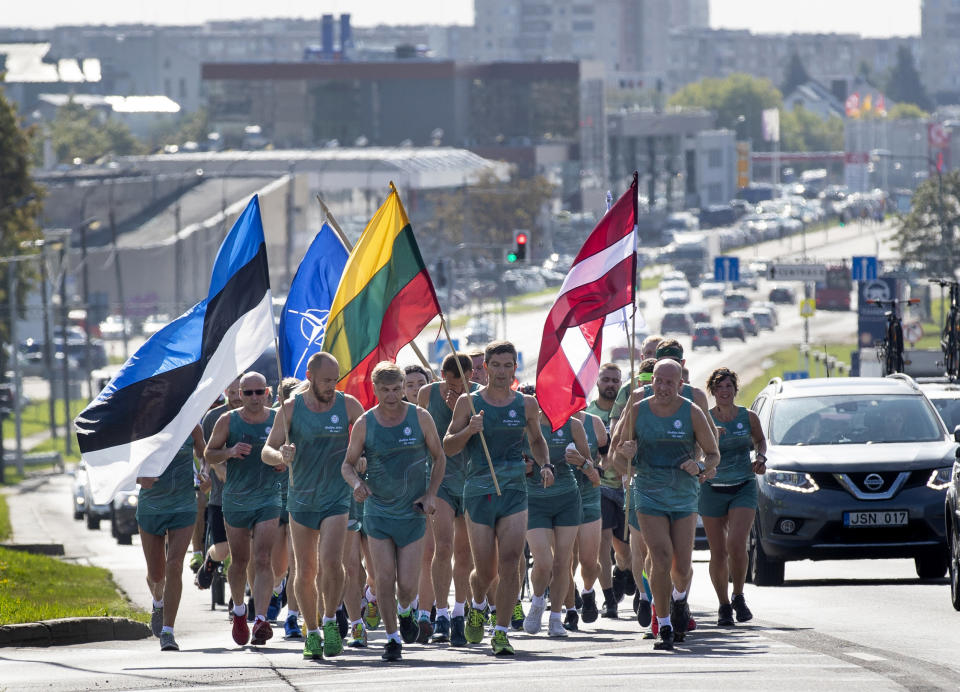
[612,359,719,651]
[342,362,446,663]
[205,371,284,646]
[135,424,205,651]
[700,367,767,629]
[443,341,550,656]
[416,351,479,646]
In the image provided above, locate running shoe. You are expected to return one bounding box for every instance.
[611,566,628,602]
[632,590,640,614]
[653,624,674,651]
[336,606,349,639]
[491,629,515,656]
[323,620,343,657]
[717,603,735,627]
[547,617,568,637]
[150,605,163,638]
[381,639,402,662]
[251,619,273,645]
[266,592,282,621]
[189,552,203,573]
[648,606,659,639]
[303,631,323,660]
[581,591,599,623]
[195,556,220,590]
[284,613,303,639]
[398,610,419,644]
[637,598,652,628]
[450,614,467,646]
[364,601,381,630]
[731,593,753,622]
[431,614,450,643]
[232,613,250,645]
[510,600,525,630]
[159,631,179,651]
[563,609,579,631]
[348,622,368,648]
[574,590,583,611]
[622,569,637,596]
[488,609,497,631]
[670,597,690,637]
[688,616,697,632]
[417,613,433,644]
[430,604,436,623]
[601,593,618,619]
[523,601,545,634]
[464,607,485,643]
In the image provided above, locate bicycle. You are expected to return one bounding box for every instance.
[868,297,919,376]
[930,279,960,380]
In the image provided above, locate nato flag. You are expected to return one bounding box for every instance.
[279,223,349,380]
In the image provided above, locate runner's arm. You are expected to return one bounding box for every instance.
[204,413,237,466]
[341,415,370,501]
[443,395,479,456]
[749,410,767,473]
[262,399,295,466]
[418,408,446,500]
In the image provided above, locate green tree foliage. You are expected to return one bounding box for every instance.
[668,74,782,150]
[780,105,844,151]
[885,46,932,112]
[897,171,960,276]
[887,103,928,120]
[422,171,555,254]
[145,107,209,152]
[781,52,811,96]
[0,84,44,371]
[49,100,144,164]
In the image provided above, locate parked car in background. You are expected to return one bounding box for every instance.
[465,317,496,346]
[73,460,112,530]
[945,425,960,610]
[141,314,171,337]
[111,485,140,545]
[700,281,726,299]
[734,269,760,291]
[660,311,694,336]
[720,317,747,342]
[769,285,797,304]
[686,305,711,325]
[99,315,134,340]
[731,311,759,337]
[723,292,752,315]
[751,308,776,331]
[692,324,722,351]
[660,287,691,307]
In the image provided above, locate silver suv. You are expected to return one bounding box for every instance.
[748,374,955,586]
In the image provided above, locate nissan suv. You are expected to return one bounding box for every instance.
[747,374,955,586]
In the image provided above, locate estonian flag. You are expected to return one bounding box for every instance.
[75,195,275,504]
[278,223,349,380]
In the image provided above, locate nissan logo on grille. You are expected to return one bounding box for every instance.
[863,473,885,491]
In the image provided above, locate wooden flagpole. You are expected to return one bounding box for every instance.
[623,172,639,530]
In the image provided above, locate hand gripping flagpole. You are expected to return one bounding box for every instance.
[314,193,437,381]
[624,172,640,531]
[440,314,501,496]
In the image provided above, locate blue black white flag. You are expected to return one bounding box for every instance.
[278,222,349,380]
[75,196,275,503]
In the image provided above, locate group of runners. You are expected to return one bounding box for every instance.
[131,334,767,659]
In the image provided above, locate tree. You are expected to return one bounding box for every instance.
[885,46,932,112]
[897,171,960,276]
[49,100,144,164]
[668,74,782,150]
[887,102,928,120]
[0,83,44,373]
[780,105,844,152]
[781,52,811,96]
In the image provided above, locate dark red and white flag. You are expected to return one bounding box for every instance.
[536,174,638,430]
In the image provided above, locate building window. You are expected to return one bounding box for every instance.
[708,182,723,203]
[708,149,723,168]
[179,78,187,99]
[572,4,593,14]
[572,20,594,31]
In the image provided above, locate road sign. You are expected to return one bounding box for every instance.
[784,371,809,381]
[767,263,827,282]
[714,256,740,282]
[852,256,878,281]
[799,298,816,317]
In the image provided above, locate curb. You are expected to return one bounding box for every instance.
[0,542,65,556]
[0,617,151,647]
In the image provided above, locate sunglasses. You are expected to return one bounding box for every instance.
[242,388,266,396]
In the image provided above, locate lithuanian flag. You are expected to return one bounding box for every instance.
[322,183,441,407]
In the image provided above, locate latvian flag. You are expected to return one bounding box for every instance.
[75,196,275,504]
[536,174,638,431]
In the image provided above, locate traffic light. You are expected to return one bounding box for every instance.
[514,231,528,262]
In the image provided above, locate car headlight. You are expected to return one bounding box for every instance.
[76,496,85,505]
[765,469,820,493]
[125,495,138,507]
[926,467,952,491]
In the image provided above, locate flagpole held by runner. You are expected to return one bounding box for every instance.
[440,314,501,496]
[316,193,437,381]
[624,171,639,528]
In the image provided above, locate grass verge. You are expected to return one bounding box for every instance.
[738,343,855,406]
[2,399,88,441]
[0,495,11,541]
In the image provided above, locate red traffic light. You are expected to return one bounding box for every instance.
[515,232,528,245]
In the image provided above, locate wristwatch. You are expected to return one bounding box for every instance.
[583,460,594,471]
[696,461,706,473]
[542,463,555,473]
[756,453,767,463]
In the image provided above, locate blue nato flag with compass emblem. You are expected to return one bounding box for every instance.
[279,223,350,380]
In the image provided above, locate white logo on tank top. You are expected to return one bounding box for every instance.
[508,409,517,418]
[330,414,339,424]
[736,422,744,429]
[403,426,412,436]
[673,420,682,429]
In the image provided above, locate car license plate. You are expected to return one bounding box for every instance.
[842,510,908,527]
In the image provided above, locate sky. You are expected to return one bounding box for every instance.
[0,1,922,37]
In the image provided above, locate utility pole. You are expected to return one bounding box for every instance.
[80,221,94,401]
[59,240,72,455]
[7,265,22,470]
[39,243,57,440]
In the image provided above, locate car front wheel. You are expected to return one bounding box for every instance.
[950,517,960,611]
[915,551,948,580]
[748,519,785,586]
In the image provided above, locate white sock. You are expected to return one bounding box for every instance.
[308,628,321,635]
[549,610,562,620]
[152,599,164,609]
[255,614,266,623]
[531,594,545,608]
[489,606,497,614]
[437,607,449,619]
[452,602,466,617]
[657,615,672,628]
[582,587,594,595]
[287,609,299,619]
[399,602,413,615]
[567,606,578,613]
[387,631,402,643]
[411,597,419,611]
[161,625,174,634]
[494,624,508,633]
[273,584,283,595]
[418,609,431,620]
[639,592,649,602]
[350,619,363,627]
[233,603,246,617]
[365,586,376,603]
[322,615,336,625]
[672,588,687,601]
[471,598,487,611]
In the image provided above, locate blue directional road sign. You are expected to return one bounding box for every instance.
[852,256,878,281]
[714,256,740,282]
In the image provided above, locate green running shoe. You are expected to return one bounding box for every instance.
[511,601,525,630]
[488,610,497,630]
[323,620,343,657]
[491,629,515,656]
[303,631,323,660]
[465,606,486,643]
[364,601,381,630]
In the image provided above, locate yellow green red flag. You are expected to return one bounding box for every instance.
[322,183,441,407]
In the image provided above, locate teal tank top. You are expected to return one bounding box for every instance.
[427,383,478,494]
[463,391,528,497]
[526,418,578,499]
[709,406,754,485]
[138,437,196,515]
[363,404,429,519]
[222,408,282,513]
[631,398,699,513]
[287,392,351,513]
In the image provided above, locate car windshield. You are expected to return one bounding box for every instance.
[770,394,944,445]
